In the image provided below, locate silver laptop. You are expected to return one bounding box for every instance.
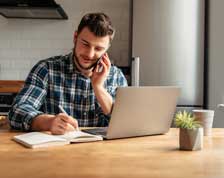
[83,86,180,139]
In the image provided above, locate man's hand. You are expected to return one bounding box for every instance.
[91,53,111,88]
[91,53,113,115]
[50,113,79,135]
[31,113,79,135]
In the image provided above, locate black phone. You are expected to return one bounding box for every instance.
[91,54,104,71]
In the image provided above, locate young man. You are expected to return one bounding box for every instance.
[8,12,128,135]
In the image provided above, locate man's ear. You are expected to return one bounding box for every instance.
[73,31,78,44]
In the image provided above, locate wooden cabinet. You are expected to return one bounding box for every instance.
[0,80,24,116]
[0,80,24,93]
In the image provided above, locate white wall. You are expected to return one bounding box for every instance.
[208,0,224,127]
[0,0,130,80]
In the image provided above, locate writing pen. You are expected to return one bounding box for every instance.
[58,105,79,131]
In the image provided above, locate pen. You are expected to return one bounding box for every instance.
[58,105,68,115]
[58,105,79,131]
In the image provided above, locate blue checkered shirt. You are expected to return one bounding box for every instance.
[8,53,128,131]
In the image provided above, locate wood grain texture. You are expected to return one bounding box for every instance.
[0,80,24,93]
[0,128,224,178]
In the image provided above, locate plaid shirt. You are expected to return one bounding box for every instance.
[8,53,127,131]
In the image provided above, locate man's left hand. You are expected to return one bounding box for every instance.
[91,53,111,88]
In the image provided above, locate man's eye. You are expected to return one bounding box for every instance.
[95,47,103,52]
[82,43,89,47]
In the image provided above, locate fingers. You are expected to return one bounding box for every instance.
[100,60,108,73]
[101,53,111,69]
[95,57,110,74]
[92,53,111,74]
[103,53,111,67]
[100,60,110,75]
[50,114,79,135]
[58,113,79,130]
[58,122,75,132]
[66,123,76,132]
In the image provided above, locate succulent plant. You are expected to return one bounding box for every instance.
[174,110,201,129]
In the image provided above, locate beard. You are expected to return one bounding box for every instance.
[74,53,94,70]
[73,43,98,71]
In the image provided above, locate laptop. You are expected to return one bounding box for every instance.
[83,86,180,139]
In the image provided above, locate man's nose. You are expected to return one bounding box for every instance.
[86,47,95,59]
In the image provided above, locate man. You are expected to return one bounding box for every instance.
[8,12,128,135]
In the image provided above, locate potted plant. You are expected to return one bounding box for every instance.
[174,110,203,151]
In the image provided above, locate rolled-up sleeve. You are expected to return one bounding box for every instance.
[107,68,128,101]
[97,66,128,126]
[8,61,48,131]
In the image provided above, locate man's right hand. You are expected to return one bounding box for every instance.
[31,113,79,135]
[50,113,79,135]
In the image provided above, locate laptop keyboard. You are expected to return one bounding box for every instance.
[82,127,108,136]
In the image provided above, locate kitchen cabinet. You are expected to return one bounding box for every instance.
[0,80,24,115]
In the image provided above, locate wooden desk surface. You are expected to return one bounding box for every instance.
[0,128,224,178]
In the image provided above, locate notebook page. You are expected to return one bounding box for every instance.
[58,130,99,140]
[14,132,67,145]
[58,131,103,142]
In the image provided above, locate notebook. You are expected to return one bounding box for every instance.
[83,86,180,139]
[13,130,103,148]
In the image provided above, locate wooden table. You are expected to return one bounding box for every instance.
[0,128,224,178]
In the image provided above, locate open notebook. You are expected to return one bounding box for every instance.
[13,131,103,148]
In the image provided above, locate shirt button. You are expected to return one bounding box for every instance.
[83,112,87,116]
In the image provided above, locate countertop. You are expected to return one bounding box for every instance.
[0,80,24,93]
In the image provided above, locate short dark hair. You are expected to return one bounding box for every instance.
[77,12,115,43]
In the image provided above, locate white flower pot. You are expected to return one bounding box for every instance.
[179,128,203,151]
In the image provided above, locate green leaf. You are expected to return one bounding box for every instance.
[174,110,201,129]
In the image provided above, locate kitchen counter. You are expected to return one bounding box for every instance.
[0,80,24,93]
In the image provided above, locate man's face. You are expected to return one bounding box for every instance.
[74,27,110,70]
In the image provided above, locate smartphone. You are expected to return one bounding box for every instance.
[91,54,104,71]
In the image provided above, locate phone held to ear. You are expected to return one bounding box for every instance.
[92,54,104,72]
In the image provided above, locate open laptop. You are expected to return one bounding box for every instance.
[83,86,180,139]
